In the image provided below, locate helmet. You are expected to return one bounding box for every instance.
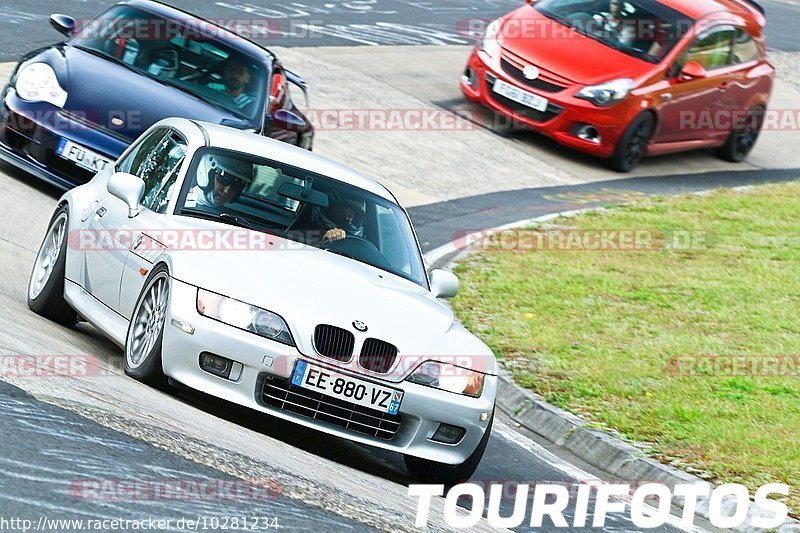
[196,154,253,189]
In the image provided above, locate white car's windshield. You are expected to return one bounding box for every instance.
[70,6,267,120]
[175,148,428,287]
[534,0,693,62]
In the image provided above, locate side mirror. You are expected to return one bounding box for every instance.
[679,61,707,80]
[50,14,76,37]
[270,109,306,133]
[107,172,144,218]
[429,269,459,299]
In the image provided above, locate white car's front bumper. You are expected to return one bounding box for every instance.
[162,277,497,465]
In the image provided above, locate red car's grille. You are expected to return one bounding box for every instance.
[501,48,574,88]
[500,59,566,93]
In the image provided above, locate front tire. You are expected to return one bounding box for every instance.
[404,411,494,485]
[716,106,764,163]
[28,206,78,326]
[124,265,171,388]
[607,112,655,172]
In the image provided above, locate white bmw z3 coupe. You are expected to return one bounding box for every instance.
[28,118,497,483]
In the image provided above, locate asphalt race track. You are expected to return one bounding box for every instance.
[1,0,799,531]
[1,0,799,60]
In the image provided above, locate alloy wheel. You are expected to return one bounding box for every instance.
[29,213,67,300]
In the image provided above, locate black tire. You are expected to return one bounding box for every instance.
[28,205,79,326]
[124,264,171,388]
[607,112,656,172]
[404,410,494,486]
[716,106,765,163]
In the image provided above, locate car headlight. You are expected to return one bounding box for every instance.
[575,78,634,107]
[15,63,68,108]
[197,289,294,346]
[406,361,485,398]
[479,19,502,59]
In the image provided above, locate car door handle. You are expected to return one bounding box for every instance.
[96,206,107,218]
[719,82,733,90]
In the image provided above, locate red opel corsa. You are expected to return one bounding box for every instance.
[461,0,774,171]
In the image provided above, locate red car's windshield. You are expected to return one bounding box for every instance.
[534,0,694,62]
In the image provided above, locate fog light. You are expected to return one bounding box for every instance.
[462,67,478,89]
[575,124,601,144]
[432,423,466,444]
[199,352,243,381]
[480,412,490,422]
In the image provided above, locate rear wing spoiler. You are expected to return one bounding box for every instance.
[742,0,765,15]
[731,0,765,16]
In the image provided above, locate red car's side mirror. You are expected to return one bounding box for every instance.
[680,61,708,80]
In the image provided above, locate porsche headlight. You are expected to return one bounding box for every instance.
[575,78,634,107]
[15,63,68,108]
[406,361,485,398]
[479,19,502,58]
[197,289,294,346]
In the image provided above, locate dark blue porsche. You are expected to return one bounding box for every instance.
[0,0,314,189]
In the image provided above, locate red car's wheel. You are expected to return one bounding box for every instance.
[716,106,765,163]
[607,112,655,173]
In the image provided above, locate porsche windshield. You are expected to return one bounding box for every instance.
[69,6,267,120]
[175,148,428,287]
[534,0,693,62]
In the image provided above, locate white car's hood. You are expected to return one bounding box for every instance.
[166,237,455,358]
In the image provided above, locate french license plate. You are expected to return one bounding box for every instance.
[493,79,549,112]
[56,139,112,174]
[291,360,403,416]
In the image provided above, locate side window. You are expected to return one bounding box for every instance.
[117,127,170,174]
[732,28,760,64]
[140,132,188,214]
[117,128,187,214]
[681,29,735,71]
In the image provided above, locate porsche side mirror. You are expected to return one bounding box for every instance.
[270,109,306,133]
[107,172,144,218]
[680,61,707,80]
[430,269,459,299]
[50,14,77,37]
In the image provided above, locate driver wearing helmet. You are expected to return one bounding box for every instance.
[190,154,254,208]
[312,198,365,243]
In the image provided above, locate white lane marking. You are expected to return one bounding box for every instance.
[393,0,518,12]
[293,22,468,45]
[6,9,45,24]
[493,423,705,533]
[215,1,397,18]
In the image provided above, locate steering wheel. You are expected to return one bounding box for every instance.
[323,234,377,252]
[322,235,390,268]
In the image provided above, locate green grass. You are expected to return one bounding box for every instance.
[452,182,800,514]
